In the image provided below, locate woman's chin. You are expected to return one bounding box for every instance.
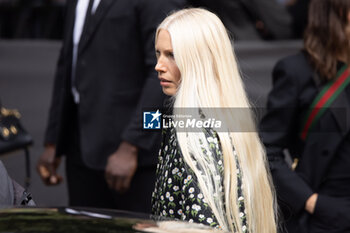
[162,87,176,96]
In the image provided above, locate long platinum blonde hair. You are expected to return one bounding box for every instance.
[156,8,277,233]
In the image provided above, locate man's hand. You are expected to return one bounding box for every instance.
[36,144,63,185]
[105,141,138,193]
[305,193,318,214]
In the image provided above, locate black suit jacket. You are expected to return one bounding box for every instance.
[260,52,350,233]
[44,0,186,170]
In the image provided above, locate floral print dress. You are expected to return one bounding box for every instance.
[151,126,247,232]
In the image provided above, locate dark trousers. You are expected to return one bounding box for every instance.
[64,102,156,213]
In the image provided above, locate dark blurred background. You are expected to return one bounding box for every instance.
[0,0,310,40]
[0,0,65,39]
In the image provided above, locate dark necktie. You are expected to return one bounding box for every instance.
[82,0,94,36]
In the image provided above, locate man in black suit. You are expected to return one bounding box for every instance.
[37,0,186,212]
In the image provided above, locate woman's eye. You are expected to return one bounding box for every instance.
[155,51,160,58]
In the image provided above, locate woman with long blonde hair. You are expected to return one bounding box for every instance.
[151,8,277,233]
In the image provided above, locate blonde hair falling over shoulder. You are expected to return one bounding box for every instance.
[156,8,277,233]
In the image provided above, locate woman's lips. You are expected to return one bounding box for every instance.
[159,78,172,86]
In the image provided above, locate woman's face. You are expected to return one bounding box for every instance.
[155,29,181,96]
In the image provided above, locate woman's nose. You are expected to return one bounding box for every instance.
[155,59,166,73]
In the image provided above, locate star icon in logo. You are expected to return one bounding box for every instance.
[150,110,161,122]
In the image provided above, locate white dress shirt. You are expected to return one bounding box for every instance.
[71,0,101,103]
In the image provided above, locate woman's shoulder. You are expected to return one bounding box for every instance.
[273,51,315,87]
[274,51,313,75]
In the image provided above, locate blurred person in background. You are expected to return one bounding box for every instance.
[152,8,277,233]
[260,0,350,232]
[36,0,185,212]
[284,0,310,39]
[0,160,35,206]
[188,0,292,40]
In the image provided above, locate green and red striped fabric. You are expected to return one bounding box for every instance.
[300,65,350,140]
